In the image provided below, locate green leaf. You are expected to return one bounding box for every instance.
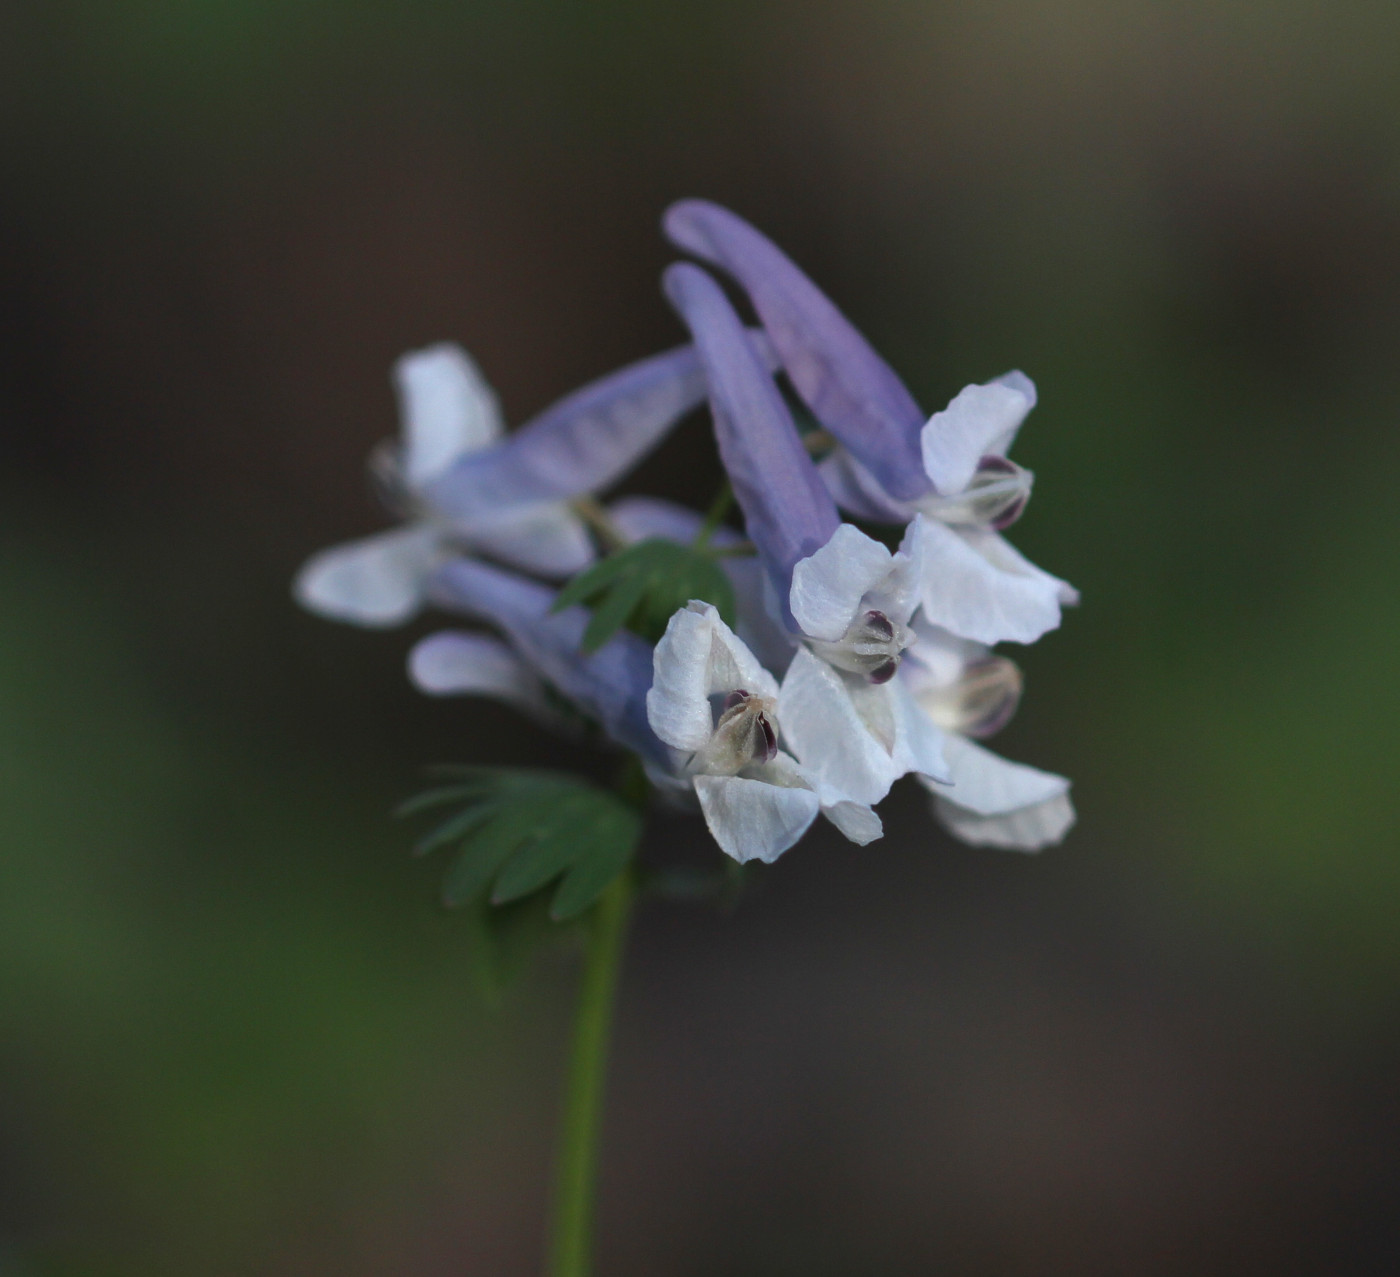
[405,767,644,919]
[551,831,636,921]
[550,538,738,652]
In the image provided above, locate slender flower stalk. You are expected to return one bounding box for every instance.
[547,872,634,1277]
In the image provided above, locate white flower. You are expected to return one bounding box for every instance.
[294,344,591,627]
[900,620,1074,851]
[647,602,881,863]
[822,374,1078,646]
[778,521,950,807]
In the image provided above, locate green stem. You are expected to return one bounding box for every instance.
[546,872,635,1277]
[691,481,735,551]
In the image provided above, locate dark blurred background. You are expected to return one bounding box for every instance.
[2,2,1398,1273]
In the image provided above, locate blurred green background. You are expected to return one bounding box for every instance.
[2,2,1398,1273]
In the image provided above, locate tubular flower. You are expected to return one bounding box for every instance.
[295,338,743,627]
[900,618,1074,851]
[663,199,1077,647]
[663,260,948,806]
[646,603,880,863]
[420,557,665,767]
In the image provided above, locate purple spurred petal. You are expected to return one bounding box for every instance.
[662,262,840,620]
[663,200,929,503]
[423,342,708,524]
[426,558,664,764]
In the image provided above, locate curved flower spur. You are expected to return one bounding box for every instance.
[663,199,1078,647]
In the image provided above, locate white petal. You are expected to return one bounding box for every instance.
[921,733,1073,852]
[759,743,883,847]
[777,648,901,806]
[934,791,1075,852]
[465,504,594,577]
[820,798,883,845]
[887,676,951,784]
[647,602,778,752]
[693,774,820,863]
[789,524,896,641]
[293,524,439,627]
[920,377,1035,496]
[932,732,1069,815]
[394,344,504,487]
[910,520,1067,646]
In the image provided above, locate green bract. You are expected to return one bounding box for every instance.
[550,537,737,653]
[401,768,643,921]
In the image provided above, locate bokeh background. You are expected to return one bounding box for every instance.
[2,2,1398,1273]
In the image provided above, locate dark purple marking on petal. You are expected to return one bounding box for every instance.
[868,657,901,685]
[664,200,930,503]
[756,712,778,763]
[862,609,895,642]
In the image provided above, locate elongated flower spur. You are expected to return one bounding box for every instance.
[296,202,1077,870]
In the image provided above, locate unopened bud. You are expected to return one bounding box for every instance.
[915,655,1023,738]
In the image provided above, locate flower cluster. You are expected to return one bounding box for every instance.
[297,201,1076,870]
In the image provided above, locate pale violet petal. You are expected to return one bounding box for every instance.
[647,603,778,752]
[664,263,841,608]
[663,200,929,503]
[919,378,1035,498]
[693,773,820,863]
[423,338,774,520]
[293,524,439,627]
[395,344,504,488]
[777,648,901,806]
[817,449,913,524]
[407,630,565,729]
[727,556,799,678]
[789,524,896,642]
[910,520,1067,646]
[465,504,594,577]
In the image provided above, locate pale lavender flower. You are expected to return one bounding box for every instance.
[663,261,948,806]
[663,199,1077,647]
